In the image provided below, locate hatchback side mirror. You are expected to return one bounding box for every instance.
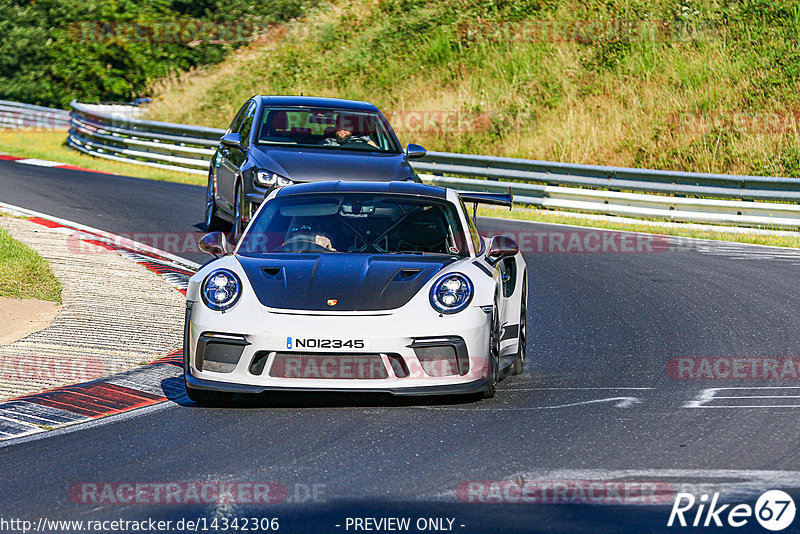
[405,143,427,159]
[220,132,243,149]
[199,231,229,258]
[486,235,519,265]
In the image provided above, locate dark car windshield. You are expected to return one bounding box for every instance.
[238,193,468,257]
[256,107,400,153]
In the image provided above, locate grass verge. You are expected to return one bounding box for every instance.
[0,222,62,303]
[0,130,205,186]
[479,206,800,249]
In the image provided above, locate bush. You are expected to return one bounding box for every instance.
[0,0,318,108]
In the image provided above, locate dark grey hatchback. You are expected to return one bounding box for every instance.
[205,95,427,239]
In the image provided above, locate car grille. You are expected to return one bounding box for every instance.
[269,353,389,379]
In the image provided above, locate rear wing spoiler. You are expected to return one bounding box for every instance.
[458,188,513,224]
[458,189,513,209]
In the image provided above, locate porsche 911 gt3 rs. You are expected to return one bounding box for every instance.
[184,181,527,403]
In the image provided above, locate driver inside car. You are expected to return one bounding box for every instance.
[282,223,337,252]
[321,116,379,149]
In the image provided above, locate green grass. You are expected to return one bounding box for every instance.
[479,206,800,249]
[0,130,205,186]
[0,223,62,303]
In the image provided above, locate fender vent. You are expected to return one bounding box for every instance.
[393,268,422,282]
[260,266,284,278]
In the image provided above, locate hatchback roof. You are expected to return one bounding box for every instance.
[254,95,380,113]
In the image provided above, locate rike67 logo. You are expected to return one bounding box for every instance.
[668,490,796,531]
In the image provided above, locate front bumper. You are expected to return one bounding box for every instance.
[184,300,491,396]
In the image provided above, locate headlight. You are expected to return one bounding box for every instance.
[255,170,293,187]
[201,269,242,311]
[429,273,473,314]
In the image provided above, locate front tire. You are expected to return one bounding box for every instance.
[205,169,227,232]
[512,278,527,375]
[482,305,500,399]
[231,180,245,242]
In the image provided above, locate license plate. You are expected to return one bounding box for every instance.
[285,337,368,351]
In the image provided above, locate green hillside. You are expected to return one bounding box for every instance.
[145,0,800,177]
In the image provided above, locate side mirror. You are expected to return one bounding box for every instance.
[199,231,229,258]
[220,132,243,149]
[405,143,427,159]
[486,235,519,265]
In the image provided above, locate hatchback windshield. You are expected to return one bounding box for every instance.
[238,193,468,257]
[256,107,400,152]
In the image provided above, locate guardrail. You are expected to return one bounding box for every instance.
[0,100,70,130]
[67,100,223,175]
[415,154,800,229]
[31,100,796,229]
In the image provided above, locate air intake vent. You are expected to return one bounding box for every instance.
[414,345,459,377]
[249,351,270,375]
[196,333,248,373]
[386,354,409,378]
[269,353,389,379]
[200,341,245,373]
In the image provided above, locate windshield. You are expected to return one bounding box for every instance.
[256,107,400,153]
[238,193,468,257]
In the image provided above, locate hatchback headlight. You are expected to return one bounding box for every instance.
[255,170,293,187]
[201,269,242,311]
[429,273,473,314]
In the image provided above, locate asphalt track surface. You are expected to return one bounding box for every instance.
[1,159,800,533]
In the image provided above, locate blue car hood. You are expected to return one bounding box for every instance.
[236,254,454,311]
[250,146,415,182]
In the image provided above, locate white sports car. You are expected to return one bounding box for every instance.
[183,181,527,403]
